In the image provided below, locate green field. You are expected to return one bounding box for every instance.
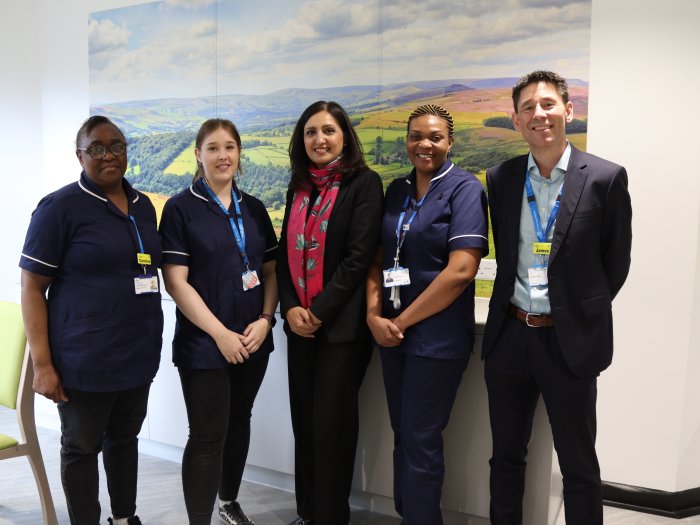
[164,140,196,175]
[138,87,589,299]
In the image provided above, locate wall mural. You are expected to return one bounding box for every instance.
[89,0,592,296]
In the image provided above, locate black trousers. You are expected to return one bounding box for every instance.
[485,315,601,525]
[287,331,372,525]
[178,357,269,525]
[58,384,150,525]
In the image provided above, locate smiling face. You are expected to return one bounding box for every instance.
[406,114,453,178]
[76,122,127,191]
[512,81,573,156]
[303,110,345,168]
[195,126,240,191]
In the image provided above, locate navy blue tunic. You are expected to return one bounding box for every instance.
[159,179,278,369]
[380,161,489,359]
[19,171,163,392]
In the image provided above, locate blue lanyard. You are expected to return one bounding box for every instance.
[524,170,563,243]
[128,215,145,254]
[203,182,250,270]
[128,215,149,274]
[393,163,453,265]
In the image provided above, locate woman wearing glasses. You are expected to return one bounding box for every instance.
[20,115,162,525]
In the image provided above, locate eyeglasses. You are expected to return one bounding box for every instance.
[77,142,127,160]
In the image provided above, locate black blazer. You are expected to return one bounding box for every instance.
[277,168,384,343]
[482,146,632,377]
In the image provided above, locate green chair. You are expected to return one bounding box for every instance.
[0,300,58,524]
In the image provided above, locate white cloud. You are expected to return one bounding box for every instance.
[162,0,218,10]
[89,0,592,102]
[88,17,130,55]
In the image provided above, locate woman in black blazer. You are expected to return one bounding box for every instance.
[277,100,383,525]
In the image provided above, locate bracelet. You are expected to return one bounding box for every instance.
[259,313,273,325]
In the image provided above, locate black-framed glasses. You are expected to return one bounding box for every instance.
[77,142,127,160]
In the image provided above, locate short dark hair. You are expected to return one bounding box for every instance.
[75,115,125,148]
[288,101,367,190]
[407,104,455,140]
[512,70,569,112]
[193,118,243,182]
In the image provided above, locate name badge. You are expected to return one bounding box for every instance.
[383,267,410,287]
[528,266,548,287]
[137,253,152,265]
[242,270,260,291]
[134,275,159,294]
[532,242,551,256]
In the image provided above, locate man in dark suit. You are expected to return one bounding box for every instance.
[483,70,632,524]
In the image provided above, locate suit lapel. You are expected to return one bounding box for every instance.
[502,157,527,271]
[549,147,588,265]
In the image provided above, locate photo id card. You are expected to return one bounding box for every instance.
[528,266,548,287]
[383,267,411,288]
[134,275,159,294]
[242,269,260,291]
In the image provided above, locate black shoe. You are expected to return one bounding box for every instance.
[288,518,313,525]
[107,517,142,525]
[219,501,255,525]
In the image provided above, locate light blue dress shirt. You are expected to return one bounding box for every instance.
[510,143,571,314]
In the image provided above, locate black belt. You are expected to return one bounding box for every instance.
[508,304,554,328]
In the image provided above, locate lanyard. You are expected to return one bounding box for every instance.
[128,215,149,274]
[393,163,453,267]
[203,182,250,270]
[524,170,563,243]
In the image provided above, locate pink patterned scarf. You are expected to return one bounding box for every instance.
[287,160,343,308]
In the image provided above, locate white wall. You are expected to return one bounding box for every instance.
[589,0,700,493]
[0,0,43,303]
[5,0,700,501]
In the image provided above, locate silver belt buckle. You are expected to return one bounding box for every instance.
[525,312,540,327]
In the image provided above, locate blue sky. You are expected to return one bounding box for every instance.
[89,0,591,103]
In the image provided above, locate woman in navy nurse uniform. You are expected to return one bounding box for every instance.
[277,101,383,525]
[159,118,278,525]
[366,104,488,524]
[20,115,163,525]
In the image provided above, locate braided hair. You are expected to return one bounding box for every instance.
[407,104,454,140]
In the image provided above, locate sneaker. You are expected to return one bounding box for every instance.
[219,501,255,525]
[107,517,142,525]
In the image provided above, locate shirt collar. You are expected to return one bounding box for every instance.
[78,170,139,204]
[191,178,243,203]
[526,142,571,183]
[405,159,455,190]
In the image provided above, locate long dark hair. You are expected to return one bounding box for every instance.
[192,118,243,183]
[288,101,367,190]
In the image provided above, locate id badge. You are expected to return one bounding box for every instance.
[383,267,410,288]
[532,242,551,256]
[242,270,260,291]
[528,266,548,287]
[134,274,159,294]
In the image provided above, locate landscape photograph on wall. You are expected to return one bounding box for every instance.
[89,0,593,295]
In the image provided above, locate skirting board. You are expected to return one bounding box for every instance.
[603,481,700,518]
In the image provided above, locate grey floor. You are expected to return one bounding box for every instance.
[1,407,700,524]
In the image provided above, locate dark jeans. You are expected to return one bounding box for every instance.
[178,356,269,525]
[485,315,601,525]
[287,332,372,525]
[380,349,468,525]
[58,383,150,525]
